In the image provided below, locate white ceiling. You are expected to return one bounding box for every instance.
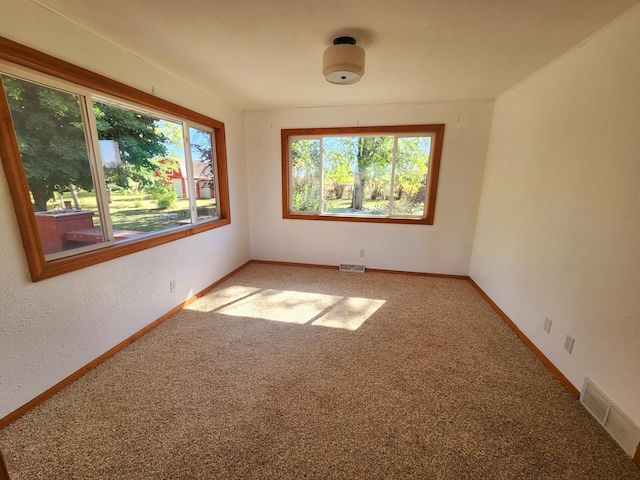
[36,0,639,110]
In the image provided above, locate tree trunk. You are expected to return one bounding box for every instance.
[69,184,81,209]
[351,173,364,211]
[31,187,51,212]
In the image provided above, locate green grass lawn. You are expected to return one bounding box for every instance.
[322,196,423,216]
[47,191,216,232]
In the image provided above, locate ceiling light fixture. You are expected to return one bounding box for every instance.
[323,36,365,85]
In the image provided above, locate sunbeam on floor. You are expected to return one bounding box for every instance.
[186,286,385,330]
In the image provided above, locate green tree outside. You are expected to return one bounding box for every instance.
[290,138,321,211]
[94,101,168,193]
[2,75,94,211]
[394,136,430,208]
[1,74,169,211]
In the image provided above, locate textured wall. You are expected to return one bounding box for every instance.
[470,6,640,424]
[0,1,251,419]
[245,101,494,275]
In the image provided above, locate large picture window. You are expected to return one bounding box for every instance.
[282,125,444,225]
[0,37,230,281]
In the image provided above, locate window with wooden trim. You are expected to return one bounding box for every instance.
[282,125,444,225]
[0,37,230,281]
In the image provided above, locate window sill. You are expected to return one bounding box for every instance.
[283,212,431,225]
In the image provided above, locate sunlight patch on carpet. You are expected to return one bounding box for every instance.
[218,289,341,324]
[186,286,262,312]
[311,297,386,331]
[214,288,385,330]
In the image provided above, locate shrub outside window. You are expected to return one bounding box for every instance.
[0,36,230,281]
[282,125,444,225]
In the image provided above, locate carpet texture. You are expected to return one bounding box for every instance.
[1,264,638,479]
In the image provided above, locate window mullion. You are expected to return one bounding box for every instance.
[208,129,220,218]
[388,136,398,218]
[83,95,114,243]
[182,123,197,224]
[422,134,434,219]
[288,137,294,214]
[319,137,324,214]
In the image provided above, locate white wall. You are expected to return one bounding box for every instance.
[245,101,493,274]
[0,1,251,418]
[470,6,640,425]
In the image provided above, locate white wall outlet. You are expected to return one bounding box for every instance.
[564,335,575,353]
[359,249,365,258]
[543,317,552,333]
[170,280,176,292]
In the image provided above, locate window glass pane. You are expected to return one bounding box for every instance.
[392,136,431,217]
[284,125,443,225]
[322,137,355,213]
[94,101,189,239]
[1,74,107,254]
[290,138,321,212]
[322,136,393,216]
[189,126,217,221]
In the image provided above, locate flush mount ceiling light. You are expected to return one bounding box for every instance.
[323,36,365,85]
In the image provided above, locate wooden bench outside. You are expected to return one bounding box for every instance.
[65,228,146,244]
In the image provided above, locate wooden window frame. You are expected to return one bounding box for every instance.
[0,36,231,282]
[282,124,444,225]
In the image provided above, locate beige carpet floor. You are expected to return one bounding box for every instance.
[1,263,638,479]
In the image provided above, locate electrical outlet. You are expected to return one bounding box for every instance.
[543,317,552,333]
[564,335,574,353]
[170,280,176,292]
[359,249,365,258]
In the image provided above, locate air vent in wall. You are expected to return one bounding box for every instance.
[580,377,640,456]
[339,264,365,273]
